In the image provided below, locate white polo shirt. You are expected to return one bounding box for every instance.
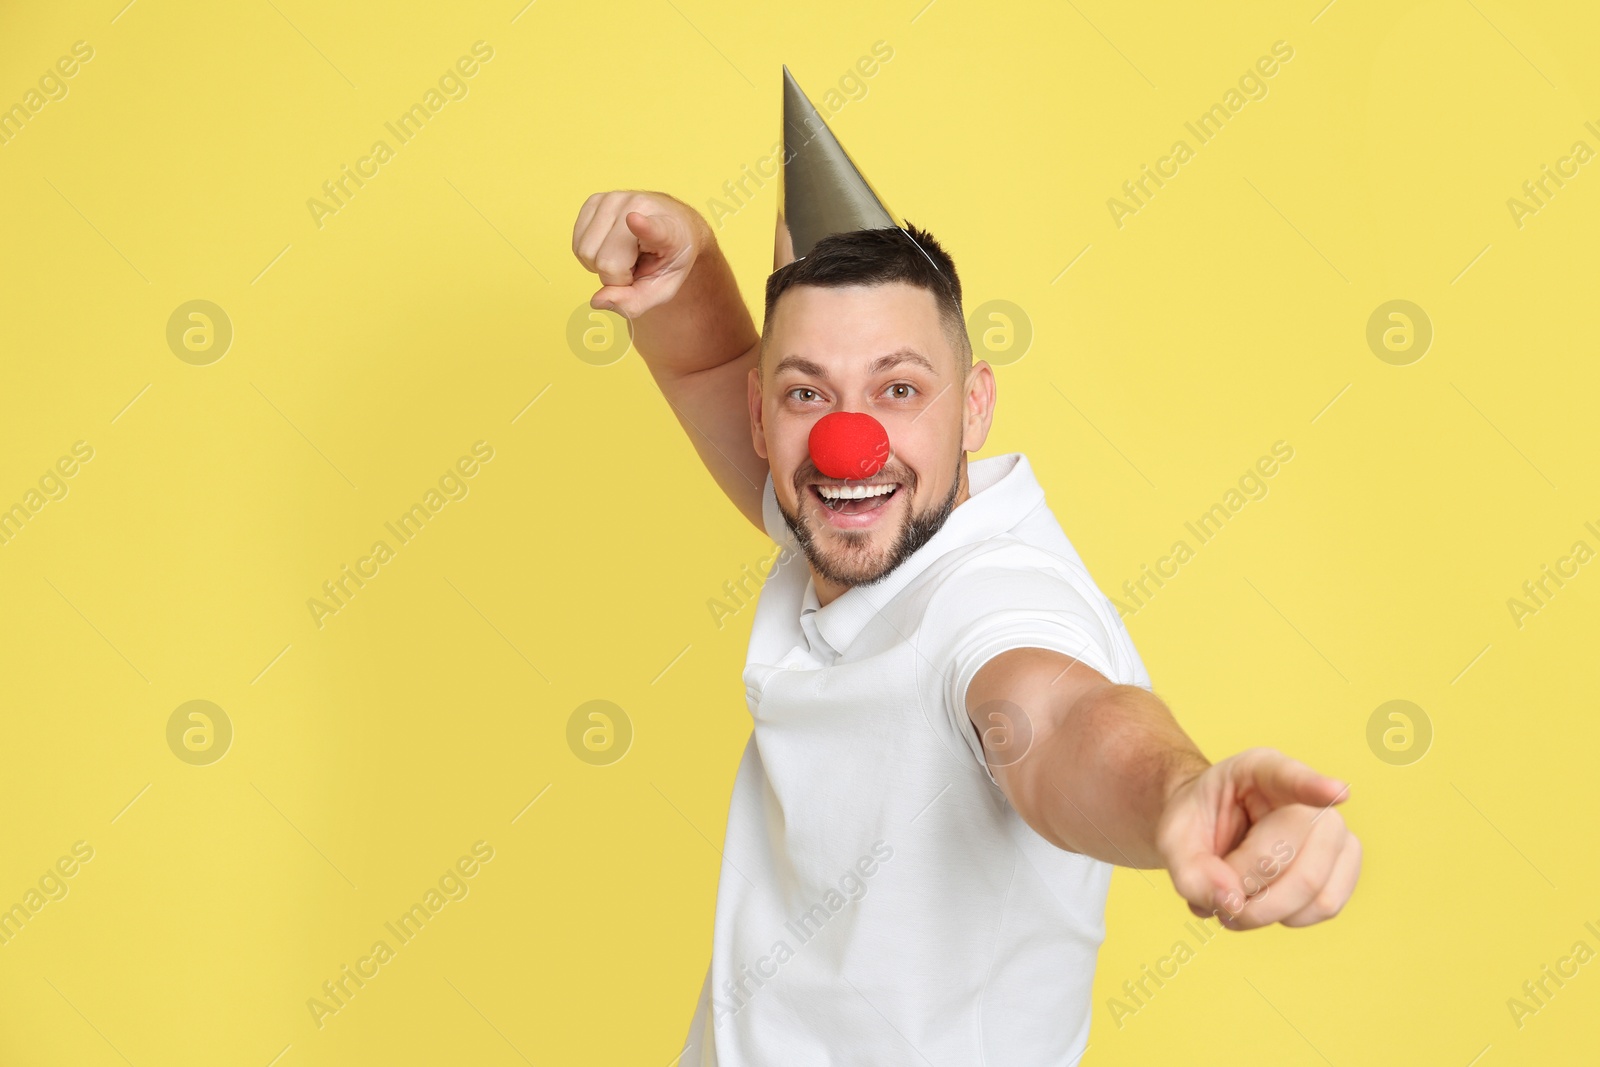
[680,451,1153,1066]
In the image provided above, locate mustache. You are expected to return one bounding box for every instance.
[793,464,915,492]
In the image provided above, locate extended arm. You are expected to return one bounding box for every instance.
[572,191,768,533]
[966,646,1361,929]
[966,648,1206,867]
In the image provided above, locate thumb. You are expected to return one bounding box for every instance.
[625,210,687,255]
[590,286,639,319]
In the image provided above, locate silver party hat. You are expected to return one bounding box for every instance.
[775,65,902,269]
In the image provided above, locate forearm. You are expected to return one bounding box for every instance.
[631,213,759,380]
[630,208,767,529]
[1014,685,1209,868]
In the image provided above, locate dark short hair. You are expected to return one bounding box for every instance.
[761,223,971,379]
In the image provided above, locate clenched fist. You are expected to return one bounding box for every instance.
[571,190,709,320]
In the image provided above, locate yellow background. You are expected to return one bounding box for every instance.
[1,0,1596,1063]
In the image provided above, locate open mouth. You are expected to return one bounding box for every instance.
[810,482,900,517]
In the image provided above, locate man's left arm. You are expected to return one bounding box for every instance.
[965,646,1362,929]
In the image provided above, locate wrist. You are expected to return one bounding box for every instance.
[632,216,757,373]
[1160,750,1210,810]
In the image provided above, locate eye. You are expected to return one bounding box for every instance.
[787,387,821,403]
[887,383,918,400]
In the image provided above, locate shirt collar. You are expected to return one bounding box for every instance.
[798,573,830,657]
[801,452,1045,657]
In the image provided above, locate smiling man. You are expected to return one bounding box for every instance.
[570,70,1360,1067]
[759,248,972,601]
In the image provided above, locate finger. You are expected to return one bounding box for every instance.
[571,192,604,258]
[1237,748,1350,813]
[575,196,627,274]
[593,264,685,317]
[1218,808,1345,930]
[625,210,688,255]
[593,211,645,287]
[1167,847,1247,919]
[1281,831,1362,928]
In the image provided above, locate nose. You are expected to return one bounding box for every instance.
[809,411,890,480]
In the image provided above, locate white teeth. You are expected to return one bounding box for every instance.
[816,483,897,500]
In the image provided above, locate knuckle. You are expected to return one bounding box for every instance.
[576,232,604,264]
[1276,875,1316,909]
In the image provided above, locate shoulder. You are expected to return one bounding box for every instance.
[922,536,1102,617]
[916,534,1127,686]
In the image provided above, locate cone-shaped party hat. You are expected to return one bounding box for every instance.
[775,65,902,269]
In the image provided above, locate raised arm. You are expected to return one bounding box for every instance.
[571,190,768,534]
[964,647,1361,929]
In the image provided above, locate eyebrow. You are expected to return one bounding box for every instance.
[772,348,938,380]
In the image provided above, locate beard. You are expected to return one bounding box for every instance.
[776,446,964,590]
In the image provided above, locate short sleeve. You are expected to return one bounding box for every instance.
[923,547,1126,788]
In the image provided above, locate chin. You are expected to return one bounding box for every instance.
[811,534,901,586]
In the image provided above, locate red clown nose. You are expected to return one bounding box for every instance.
[808,411,891,480]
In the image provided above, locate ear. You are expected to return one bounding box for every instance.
[962,361,996,453]
[748,364,769,460]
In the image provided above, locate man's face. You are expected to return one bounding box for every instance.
[749,281,994,593]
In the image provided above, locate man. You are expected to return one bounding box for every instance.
[569,73,1359,1066]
